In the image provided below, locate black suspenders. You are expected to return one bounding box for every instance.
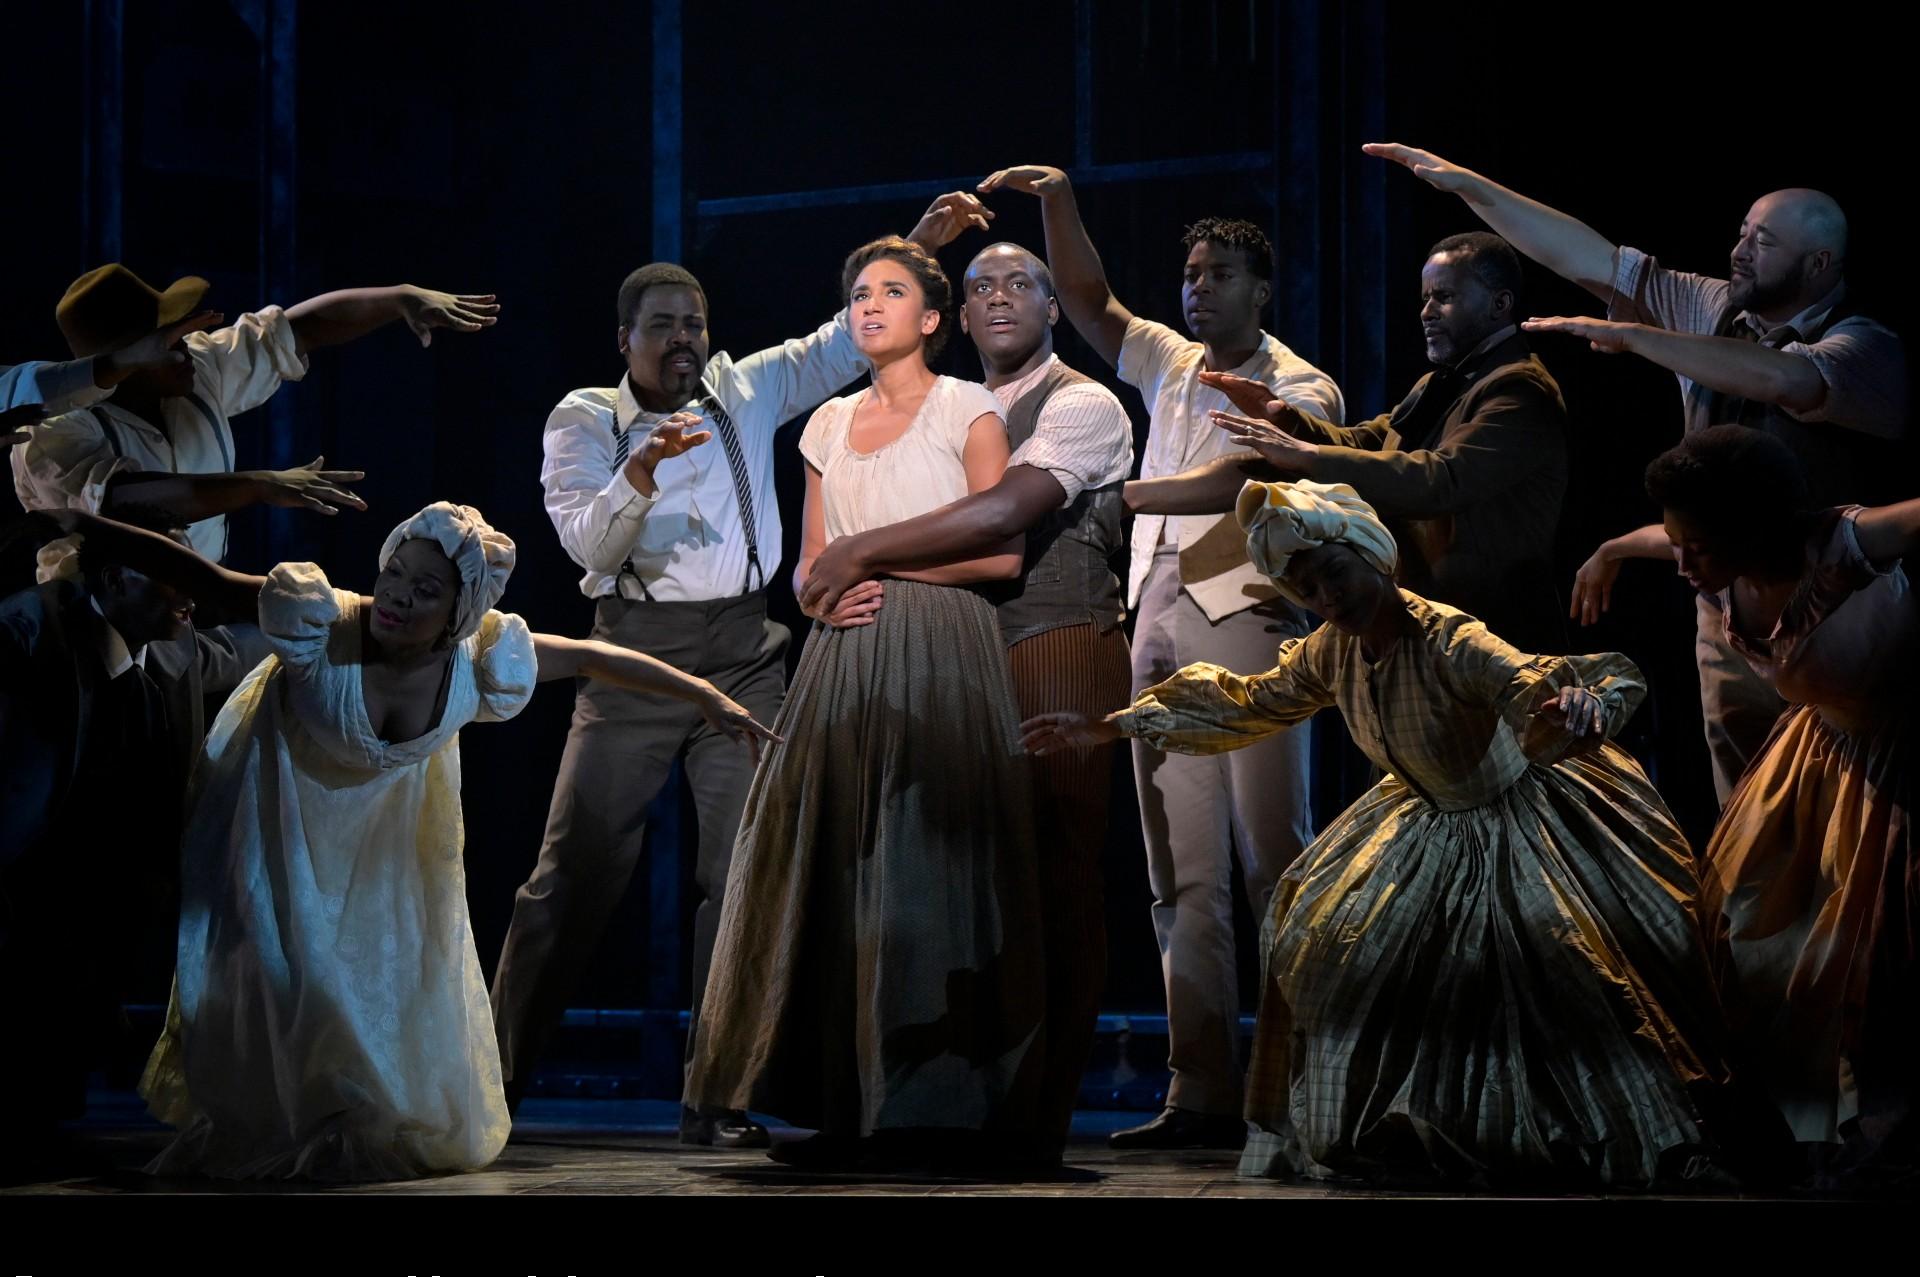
[609,380,765,601]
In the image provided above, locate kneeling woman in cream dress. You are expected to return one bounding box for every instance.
[1025,481,1745,1189]
[44,502,776,1181]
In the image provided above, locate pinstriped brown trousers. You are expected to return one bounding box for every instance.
[1007,620,1133,1155]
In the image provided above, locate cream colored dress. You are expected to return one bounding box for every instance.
[141,562,536,1180]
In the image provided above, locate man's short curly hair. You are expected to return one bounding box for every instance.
[1181,217,1274,281]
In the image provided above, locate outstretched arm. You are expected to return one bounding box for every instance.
[978,165,1133,367]
[29,508,264,616]
[1025,634,1335,757]
[106,456,367,522]
[532,633,782,764]
[1364,143,1618,298]
[1853,497,1920,567]
[1124,453,1275,516]
[1522,316,1830,414]
[0,312,226,421]
[1569,524,1671,626]
[287,285,499,356]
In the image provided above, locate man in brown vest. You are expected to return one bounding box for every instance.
[1365,143,1908,800]
[800,200,1133,1164]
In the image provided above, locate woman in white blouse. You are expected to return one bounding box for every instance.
[687,237,1049,1173]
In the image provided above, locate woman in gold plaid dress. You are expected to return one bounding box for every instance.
[1025,480,1741,1189]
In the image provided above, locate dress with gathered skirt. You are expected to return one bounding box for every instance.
[1698,506,1917,1170]
[1113,592,1733,1187]
[686,375,1045,1144]
[140,562,536,1180]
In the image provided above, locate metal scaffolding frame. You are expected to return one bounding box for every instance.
[75,0,1390,1014]
[647,0,1387,408]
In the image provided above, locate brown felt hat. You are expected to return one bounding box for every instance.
[56,264,209,358]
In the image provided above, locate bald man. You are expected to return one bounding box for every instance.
[1366,144,1907,802]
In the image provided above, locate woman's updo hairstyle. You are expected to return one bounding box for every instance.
[840,235,955,362]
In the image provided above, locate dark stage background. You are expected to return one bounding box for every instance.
[4,1,1910,1022]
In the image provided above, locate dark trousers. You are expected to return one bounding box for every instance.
[1008,621,1132,1153]
[489,590,788,1106]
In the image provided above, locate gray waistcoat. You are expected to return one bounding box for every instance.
[990,361,1126,645]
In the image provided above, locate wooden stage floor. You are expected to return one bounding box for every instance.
[1,1094,1854,1203]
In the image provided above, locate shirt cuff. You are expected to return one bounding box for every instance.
[252,304,313,383]
[1008,443,1087,506]
[79,457,141,514]
[1105,703,1150,737]
[604,459,658,513]
[1115,315,1160,390]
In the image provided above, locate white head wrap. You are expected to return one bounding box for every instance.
[377,502,516,642]
[34,534,82,584]
[1233,480,1398,605]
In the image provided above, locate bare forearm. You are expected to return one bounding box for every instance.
[839,471,1060,576]
[1125,455,1273,516]
[65,510,263,613]
[286,286,412,354]
[889,539,1025,585]
[1038,185,1129,366]
[1039,184,1108,321]
[1623,326,1827,411]
[1455,173,1618,295]
[105,471,265,522]
[534,633,715,703]
[1602,523,1673,561]
[1853,497,1920,565]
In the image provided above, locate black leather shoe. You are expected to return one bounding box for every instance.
[1107,1106,1248,1150]
[680,1106,772,1148]
[767,1133,860,1170]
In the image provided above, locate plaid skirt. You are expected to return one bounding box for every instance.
[1239,742,1726,1188]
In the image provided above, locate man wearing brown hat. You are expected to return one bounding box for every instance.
[11,264,499,561]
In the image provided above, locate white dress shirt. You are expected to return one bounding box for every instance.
[1117,317,1345,620]
[10,308,309,562]
[989,354,1134,506]
[541,310,865,602]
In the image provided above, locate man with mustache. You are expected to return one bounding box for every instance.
[1131,231,1571,657]
[1365,143,1907,801]
[494,241,941,1147]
